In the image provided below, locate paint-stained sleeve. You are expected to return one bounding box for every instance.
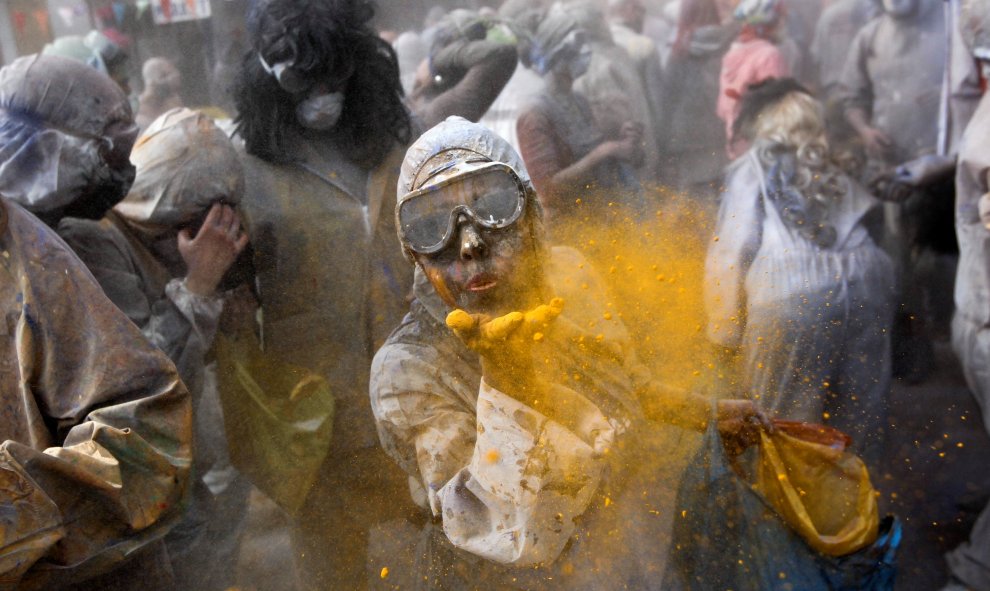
[371,341,613,567]
[57,217,223,394]
[0,203,191,589]
[704,157,765,348]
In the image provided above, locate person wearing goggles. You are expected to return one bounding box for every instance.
[396,143,543,318]
[372,117,769,587]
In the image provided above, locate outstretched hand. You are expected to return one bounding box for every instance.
[446,298,565,395]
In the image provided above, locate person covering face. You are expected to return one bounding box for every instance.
[58,107,251,591]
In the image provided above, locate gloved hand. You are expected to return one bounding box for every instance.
[179,203,250,296]
[446,298,564,398]
[866,169,913,203]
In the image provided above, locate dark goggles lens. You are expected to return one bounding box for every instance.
[399,167,525,254]
[259,53,312,94]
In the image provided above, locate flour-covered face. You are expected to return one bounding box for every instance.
[415,211,542,317]
[881,0,917,16]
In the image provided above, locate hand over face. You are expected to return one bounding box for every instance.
[179,203,250,296]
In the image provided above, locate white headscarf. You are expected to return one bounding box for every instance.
[115,108,244,229]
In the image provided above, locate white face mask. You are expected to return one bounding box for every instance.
[881,0,916,16]
[295,92,345,131]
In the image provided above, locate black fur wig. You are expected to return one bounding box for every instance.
[233,0,412,167]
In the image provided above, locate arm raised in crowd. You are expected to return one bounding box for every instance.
[409,14,518,128]
[0,200,191,589]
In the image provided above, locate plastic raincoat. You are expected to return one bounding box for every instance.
[371,118,694,589]
[57,108,249,591]
[0,55,138,224]
[704,143,894,465]
[0,54,190,591]
[0,200,191,590]
[947,85,990,591]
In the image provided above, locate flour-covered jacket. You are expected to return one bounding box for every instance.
[704,145,894,465]
[371,246,680,588]
[837,1,946,163]
[705,147,893,349]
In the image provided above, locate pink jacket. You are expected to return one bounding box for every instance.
[717,37,790,157]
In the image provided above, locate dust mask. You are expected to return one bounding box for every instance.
[296,92,345,131]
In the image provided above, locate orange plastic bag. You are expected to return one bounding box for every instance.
[752,421,879,557]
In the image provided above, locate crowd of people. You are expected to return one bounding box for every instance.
[0,0,988,589]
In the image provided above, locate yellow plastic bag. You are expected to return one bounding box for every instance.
[752,421,879,557]
[215,333,334,516]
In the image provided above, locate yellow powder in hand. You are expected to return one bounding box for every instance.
[483,312,524,340]
[446,309,474,332]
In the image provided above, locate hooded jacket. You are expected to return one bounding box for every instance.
[59,108,243,471]
[0,54,138,223]
[372,118,690,587]
[0,55,189,590]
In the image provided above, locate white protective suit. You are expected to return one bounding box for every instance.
[705,143,895,466]
[371,118,689,589]
[57,108,250,591]
[947,73,990,591]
